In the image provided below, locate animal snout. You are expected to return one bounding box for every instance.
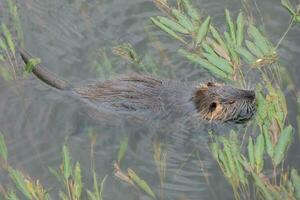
[244,90,256,103]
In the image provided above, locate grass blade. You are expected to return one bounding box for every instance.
[225,9,236,44]
[210,25,228,52]
[273,125,293,166]
[236,11,244,46]
[117,135,129,163]
[247,137,255,169]
[0,132,8,162]
[151,17,187,43]
[254,134,265,173]
[178,49,228,78]
[172,8,194,32]
[9,169,32,199]
[248,25,271,55]
[202,53,233,75]
[182,0,200,21]
[157,16,189,34]
[128,168,156,199]
[196,16,210,45]
[245,40,264,58]
[74,162,82,199]
[235,46,255,64]
[1,23,15,54]
[62,144,72,180]
[291,168,300,199]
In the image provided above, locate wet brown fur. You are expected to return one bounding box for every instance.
[20,49,256,123]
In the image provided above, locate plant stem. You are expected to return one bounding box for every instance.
[275,18,294,49]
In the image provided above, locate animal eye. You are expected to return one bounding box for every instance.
[209,102,217,112]
[228,100,236,104]
[207,82,214,87]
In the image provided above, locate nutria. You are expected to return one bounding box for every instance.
[19,49,256,124]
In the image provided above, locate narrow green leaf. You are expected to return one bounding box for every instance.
[236,12,244,46]
[74,162,82,199]
[202,53,233,75]
[262,124,274,158]
[281,0,296,15]
[99,175,107,200]
[210,25,228,52]
[225,9,236,44]
[151,17,187,43]
[157,16,189,34]
[182,0,200,21]
[252,173,274,200]
[0,132,8,161]
[9,169,32,199]
[245,40,264,58]
[178,49,228,79]
[254,134,265,173]
[291,168,300,199]
[196,16,211,45]
[1,23,15,54]
[117,135,129,163]
[0,37,8,50]
[25,58,41,73]
[86,190,97,200]
[49,167,64,185]
[128,169,156,199]
[248,25,271,55]
[202,42,218,56]
[218,150,231,177]
[172,9,194,32]
[235,46,255,64]
[8,190,19,200]
[273,125,293,166]
[210,142,219,160]
[62,144,72,180]
[247,137,255,169]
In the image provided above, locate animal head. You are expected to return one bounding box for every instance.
[193,82,256,123]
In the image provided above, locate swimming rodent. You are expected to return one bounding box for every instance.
[19,48,256,123]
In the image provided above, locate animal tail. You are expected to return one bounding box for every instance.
[19,48,71,90]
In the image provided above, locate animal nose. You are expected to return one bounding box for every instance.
[244,90,255,102]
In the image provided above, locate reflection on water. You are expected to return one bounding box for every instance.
[1,0,300,199]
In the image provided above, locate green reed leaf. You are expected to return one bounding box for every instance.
[49,167,64,185]
[291,168,300,199]
[218,150,231,177]
[178,49,228,79]
[262,124,274,158]
[128,169,156,199]
[273,125,293,166]
[245,40,264,58]
[1,23,15,54]
[210,25,228,52]
[196,16,211,45]
[248,25,271,55]
[248,137,255,169]
[202,53,233,75]
[0,132,7,161]
[252,173,274,200]
[62,144,72,180]
[25,58,41,73]
[151,17,187,43]
[254,134,264,173]
[157,16,189,34]
[182,0,200,21]
[74,162,82,199]
[202,42,217,56]
[7,189,19,200]
[117,135,129,163]
[225,9,236,44]
[211,142,219,160]
[281,0,296,16]
[236,11,244,46]
[172,9,194,32]
[235,46,255,64]
[0,37,8,50]
[9,169,32,199]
